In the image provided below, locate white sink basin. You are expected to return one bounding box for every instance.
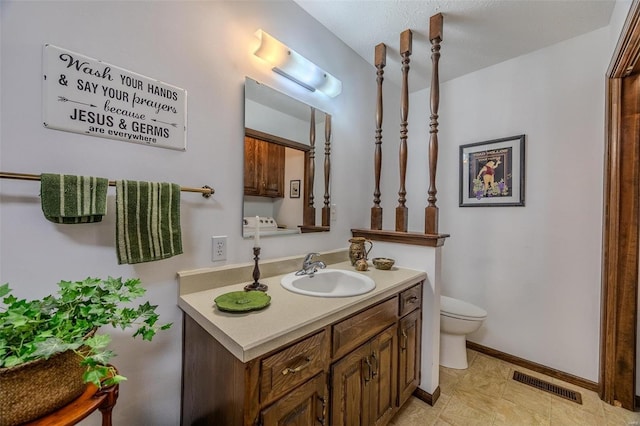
[281,269,375,297]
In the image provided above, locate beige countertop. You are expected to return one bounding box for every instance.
[178,258,426,363]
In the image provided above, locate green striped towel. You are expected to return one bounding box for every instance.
[116,180,183,265]
[40,174,108,224]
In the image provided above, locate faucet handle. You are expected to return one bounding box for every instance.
[304,252,320,263]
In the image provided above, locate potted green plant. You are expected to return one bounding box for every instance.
[0,276,171,425]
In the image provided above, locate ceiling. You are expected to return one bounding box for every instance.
[293,0,617,92]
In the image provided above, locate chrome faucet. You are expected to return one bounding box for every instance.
[296,252,326,277]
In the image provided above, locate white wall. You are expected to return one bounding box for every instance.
[609,0,633,54]
[0,1,375,424]
[277,148,305,228]
[245,98,310,143]
[406,27,610,382]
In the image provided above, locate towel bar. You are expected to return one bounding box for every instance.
[0,171,215,198]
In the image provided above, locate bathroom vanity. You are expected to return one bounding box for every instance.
[178,254,425,426]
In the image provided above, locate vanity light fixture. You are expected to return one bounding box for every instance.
[254,29,342,98]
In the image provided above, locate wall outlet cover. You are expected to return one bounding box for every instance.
[212,236,227,261]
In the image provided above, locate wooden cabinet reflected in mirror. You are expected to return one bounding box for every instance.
[243,77,331,238]
[244,133,286,198]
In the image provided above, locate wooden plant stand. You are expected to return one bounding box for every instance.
[24,374,119,426]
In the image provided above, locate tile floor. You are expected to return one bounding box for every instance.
[391,349,640,425]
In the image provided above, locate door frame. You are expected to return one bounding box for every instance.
[601,0,640,410]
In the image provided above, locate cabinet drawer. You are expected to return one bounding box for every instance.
[260,330,329,404]
[332,297,397,360]
[399,283,422,317]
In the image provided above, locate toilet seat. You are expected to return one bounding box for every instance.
[440,295,487,321]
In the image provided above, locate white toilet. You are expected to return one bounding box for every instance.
[439,295,487,369]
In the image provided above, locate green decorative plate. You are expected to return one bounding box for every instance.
[214,290,271,312]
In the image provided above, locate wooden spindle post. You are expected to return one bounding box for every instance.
[396,29,412,232]
[322,114,331,226]
[371,43,386,230]
[425,13,443,234]
[304,107,316,226]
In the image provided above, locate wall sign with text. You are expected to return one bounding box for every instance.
[43,44,187,151]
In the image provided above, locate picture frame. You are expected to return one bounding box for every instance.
[290,179,300,198]
[459,134,525,207]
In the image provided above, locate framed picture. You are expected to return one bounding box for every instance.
[459,134,525,207]
[290,180,300,198]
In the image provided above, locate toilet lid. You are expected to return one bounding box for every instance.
[440,295,487,320]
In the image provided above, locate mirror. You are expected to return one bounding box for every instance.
[243,77,331,238]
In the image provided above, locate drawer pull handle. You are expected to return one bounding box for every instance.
[371,351,378,378]
[316,394,327,425]
[401,330,408,350]
[406,295,418,304]
[363,356,373,383]
[281,356,312,375]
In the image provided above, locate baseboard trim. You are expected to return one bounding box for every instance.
[413,386,440,406]
[466,341,599,393]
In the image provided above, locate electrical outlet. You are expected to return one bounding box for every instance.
[212,236,227,261]
[331,204,337,222]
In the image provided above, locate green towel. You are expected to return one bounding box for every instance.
[116,180,183,265]
[40,174,108,224]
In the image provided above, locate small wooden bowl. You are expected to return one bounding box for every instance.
[372,257,395,270]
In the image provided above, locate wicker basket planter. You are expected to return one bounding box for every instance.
[0,349,87,426]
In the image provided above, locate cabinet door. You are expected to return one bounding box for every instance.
[370,325,398,426]
[261,141,285,197]
[398,309,422,407]
[261,373,327,426]
[244,137,260,195]
[331,343,371,426]
[244,137,285,198]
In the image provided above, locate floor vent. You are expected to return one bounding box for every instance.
[512,371,582,404]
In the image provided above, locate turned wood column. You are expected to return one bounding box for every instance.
[425,13,442,234]
[304,107,316,226]
[322,114,331,226]
[396,29,412,232]
[371,43,386,230]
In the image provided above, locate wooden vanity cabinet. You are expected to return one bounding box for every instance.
[244,136,285,198]
[181,281,423,426]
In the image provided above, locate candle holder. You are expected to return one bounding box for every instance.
[244,247,268,292]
